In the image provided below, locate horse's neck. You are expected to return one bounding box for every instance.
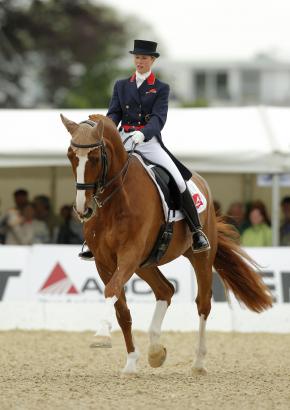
[105,132,128,179]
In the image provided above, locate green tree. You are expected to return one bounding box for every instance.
[0,0,129,108]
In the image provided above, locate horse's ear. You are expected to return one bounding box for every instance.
[60,114,79,135]
[92,119,104,140]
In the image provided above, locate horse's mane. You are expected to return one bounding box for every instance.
[89,114,117,133]
[88,113,127,156]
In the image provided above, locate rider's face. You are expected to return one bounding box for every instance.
[134,55,155,74]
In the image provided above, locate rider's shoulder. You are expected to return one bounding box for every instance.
[112,78,129,90]
[119,78,129,83]
[155,78,169,90]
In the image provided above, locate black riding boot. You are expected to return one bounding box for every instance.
[181,188,210,253]
[78,242,94,260]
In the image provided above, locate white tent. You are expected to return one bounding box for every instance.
[0,106,289,172]
[166,106,290,173]
[0,106,289,244]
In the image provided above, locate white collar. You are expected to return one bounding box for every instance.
[136,70,151,82]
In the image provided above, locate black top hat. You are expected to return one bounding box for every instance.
[129,40,160,58]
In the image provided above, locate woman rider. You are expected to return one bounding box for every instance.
[80,39,209,259]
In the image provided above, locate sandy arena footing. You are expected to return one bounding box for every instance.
[0,330,289,410]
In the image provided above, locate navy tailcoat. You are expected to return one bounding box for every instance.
[107,72,192,180]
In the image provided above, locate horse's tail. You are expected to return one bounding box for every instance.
[213,216,272,312]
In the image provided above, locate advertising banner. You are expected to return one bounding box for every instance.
[0,245,289,332]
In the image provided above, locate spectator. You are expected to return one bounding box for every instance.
[13,189,29,211]
[241,201,272,247]
[57,205,84,244]
[33,195,59,242]
[280,196,290,246]
[0,188,30,243]
[226,201,249,234]
[5,203,50,245]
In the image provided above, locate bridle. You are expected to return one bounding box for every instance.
[71,120,134,209]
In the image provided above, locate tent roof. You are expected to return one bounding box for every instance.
[0,107,289,172]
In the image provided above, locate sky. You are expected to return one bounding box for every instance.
[98,0,290,61]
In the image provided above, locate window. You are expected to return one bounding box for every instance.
[195,71,206,99]
[216,72,229,100]
[241,70,260,103]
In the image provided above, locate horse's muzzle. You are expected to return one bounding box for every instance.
[74,206,94,223]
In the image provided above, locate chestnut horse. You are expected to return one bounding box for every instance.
[61,113,272,375]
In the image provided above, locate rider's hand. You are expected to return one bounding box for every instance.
[131,131,145,145]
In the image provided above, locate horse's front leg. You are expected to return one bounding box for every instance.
[115,290,140,375]
[92,257,140,374]
[90,293,115,348]
[90,268,115,348]
[91,289,139,375]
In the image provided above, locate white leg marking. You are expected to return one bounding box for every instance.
[76,155,87,214]
[149,300,168,344]
[122,347,140,375]
[95,295,118,337]
[194,314,207,370]
[90,296,117,348]
[147,300,168,368]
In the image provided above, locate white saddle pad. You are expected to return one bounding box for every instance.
[133,153,207,223]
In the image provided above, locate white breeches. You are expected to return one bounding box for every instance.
[121,132,186,193]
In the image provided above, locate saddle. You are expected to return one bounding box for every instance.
[135,152,180,268]
[136,152,182,211]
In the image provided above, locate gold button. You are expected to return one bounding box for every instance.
[126,105,129,109]
[138,121,141,124]
[138,113,141,117]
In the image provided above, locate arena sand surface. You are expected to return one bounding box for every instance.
[0,330,289,410]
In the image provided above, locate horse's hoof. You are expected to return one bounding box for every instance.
[121,370,138,378]
[148,344,167,368]
[190,366,208,376]
[90,335,112,348]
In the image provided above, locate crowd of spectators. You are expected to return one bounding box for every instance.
[0,188,290,247]
[0,189,83,245]
[220,197,290,247]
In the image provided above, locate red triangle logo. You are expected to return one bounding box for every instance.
[39,263,79,294]
[67,285,78,294]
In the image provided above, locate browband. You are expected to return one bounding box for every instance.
[70,119,102,149]
[70,140,103,149]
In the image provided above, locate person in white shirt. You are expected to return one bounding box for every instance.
[5,203,49,245]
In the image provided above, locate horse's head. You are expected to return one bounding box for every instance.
[61,114,106,222]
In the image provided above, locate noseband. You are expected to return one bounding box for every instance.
[71,120,133,208]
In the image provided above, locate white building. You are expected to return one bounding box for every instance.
[156,55,290,106]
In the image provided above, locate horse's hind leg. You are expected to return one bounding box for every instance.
[184,249,213,374]
[136,266,175,368]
